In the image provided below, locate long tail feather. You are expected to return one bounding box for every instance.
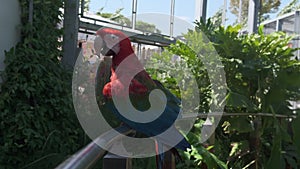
[155,144,183,169]
[170,148,183,162]
[155,140,164,169]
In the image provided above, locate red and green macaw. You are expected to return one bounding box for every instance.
[95,28,190,169]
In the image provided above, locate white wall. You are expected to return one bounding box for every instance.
[0,0,21,73]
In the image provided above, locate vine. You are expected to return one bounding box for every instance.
[0,0,85,168]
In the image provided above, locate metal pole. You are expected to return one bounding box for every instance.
[294,11,300,59]
[238,0,242,24]
[275,19,282,31]
[132,0,137,29]
[80,0,84,16]
[29,0,33,24]
[62,0,80,68]
[200,0,207,22]
[195,0,207,22]
[170,0,175,38]
[137,43,141,60]
[248,0,259,34]
[222,0,227,26]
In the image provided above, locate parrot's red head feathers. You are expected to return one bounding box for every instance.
[96,28,128,40]
[97,28,153,98]
[95,28,134,66]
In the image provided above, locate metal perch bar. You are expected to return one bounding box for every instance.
[55,111,296,169]
[55,126,134,169]
[182,112,297,119]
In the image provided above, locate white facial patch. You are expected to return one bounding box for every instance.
[102,34,121,54]
[104,34,120,49]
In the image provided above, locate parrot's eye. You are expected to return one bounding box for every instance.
[111,34,119,39]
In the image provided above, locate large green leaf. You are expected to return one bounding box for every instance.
[265,120,285,169]
[195,146,228,169]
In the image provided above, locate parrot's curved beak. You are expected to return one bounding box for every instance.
[94,36,104,56]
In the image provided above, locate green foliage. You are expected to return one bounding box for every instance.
[277,0,300,16]
[215,23,299,169]
[136,21,162,34]
[229,0,281,24]
[82,0,91,12]
[209,7,224,29]
[0,0,85,168]
[176,119,228,169]
[148,25,227,168]
[148,20,300,168]
[96,8,161,33]
[199,21,300,169]
[97,7,131,26]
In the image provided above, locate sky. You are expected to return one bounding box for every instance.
[88,0,291,36]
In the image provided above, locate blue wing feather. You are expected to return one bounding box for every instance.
[104,79,191,151]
